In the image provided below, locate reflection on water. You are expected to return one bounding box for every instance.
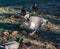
[0,0,60,16]
[0,0,60,47]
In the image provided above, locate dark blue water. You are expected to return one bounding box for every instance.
[0,0,60,47]
[0,0,60,16]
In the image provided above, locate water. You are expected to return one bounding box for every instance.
[0,0,60,16]
[0,0,60,48]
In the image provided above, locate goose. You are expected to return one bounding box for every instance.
[23,16,48,36]
[20,9,48,36]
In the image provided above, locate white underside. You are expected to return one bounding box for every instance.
[4,41,19,49]
[30,22,36,29]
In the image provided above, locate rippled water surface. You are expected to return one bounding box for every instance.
[0,0,60,47]
[0,0,60,16]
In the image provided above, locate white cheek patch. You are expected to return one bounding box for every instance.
[24,14,30,20]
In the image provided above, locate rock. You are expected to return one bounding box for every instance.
[3,30,9,36]
[12,31,19,36]
[2,37,7,41]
